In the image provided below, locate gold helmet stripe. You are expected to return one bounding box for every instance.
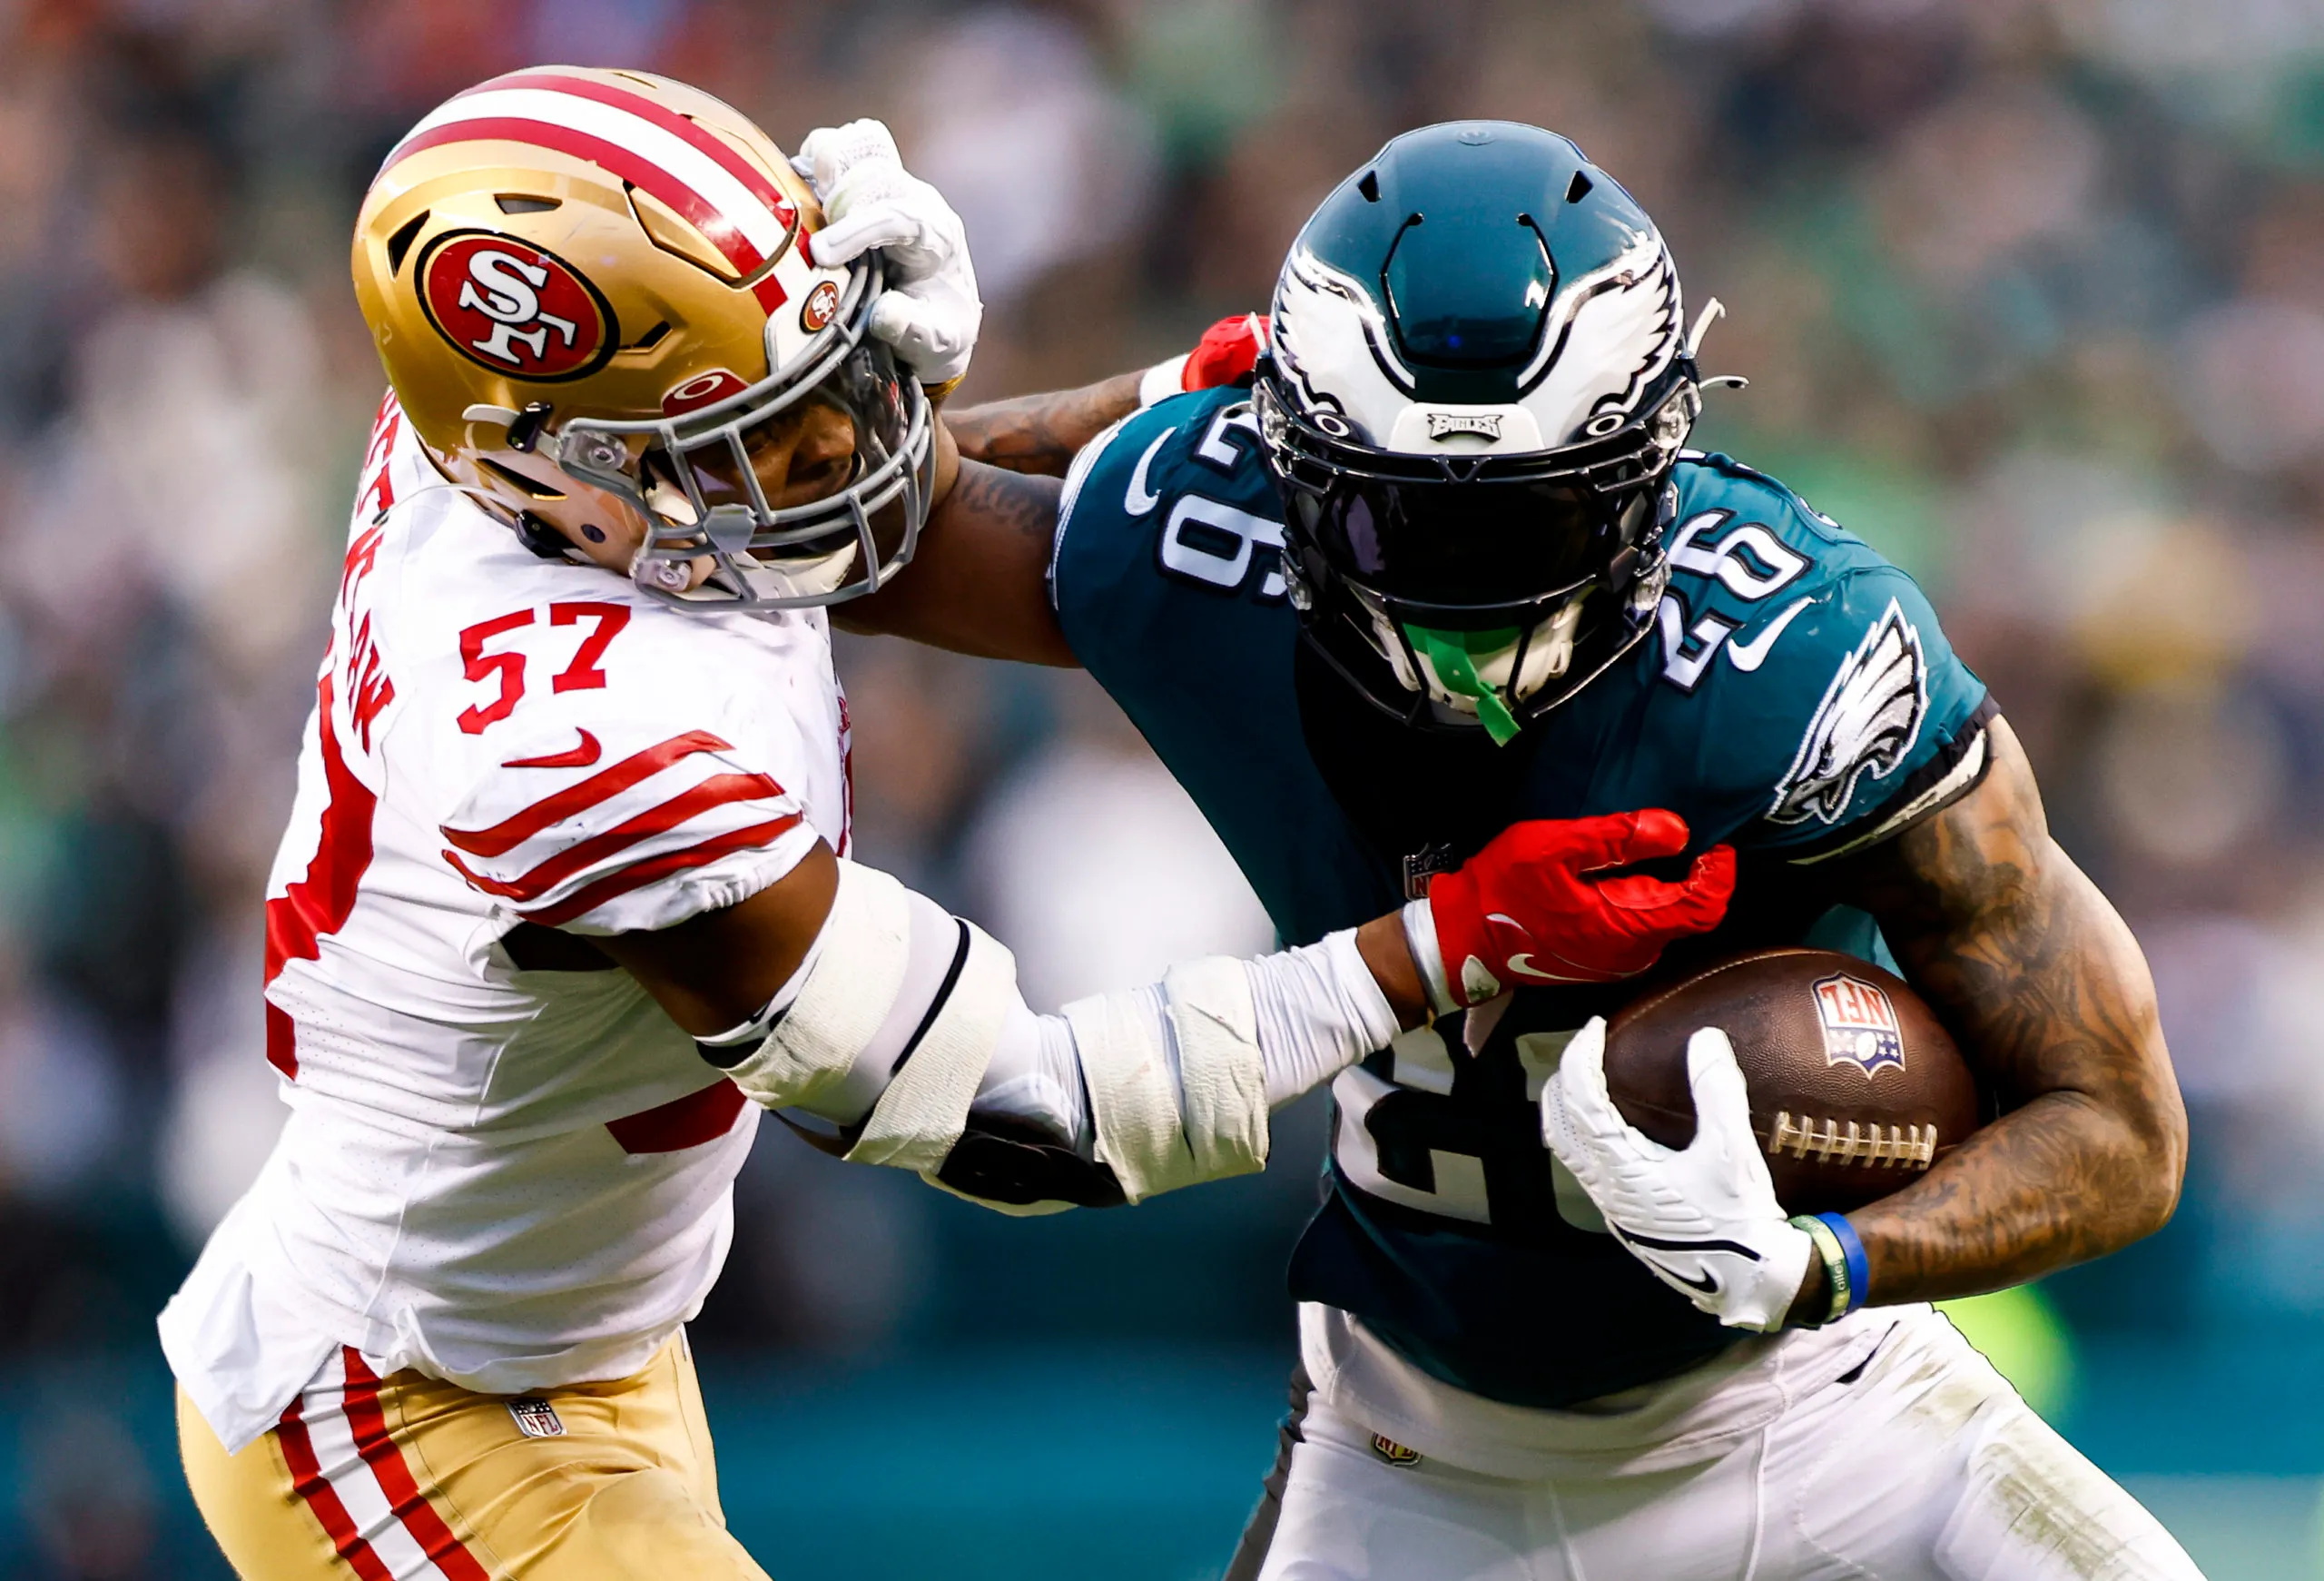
[389,77,800,311]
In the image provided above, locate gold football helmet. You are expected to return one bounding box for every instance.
[351,65,931,608]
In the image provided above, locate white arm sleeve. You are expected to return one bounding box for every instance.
[710,858,1402,1204]
[976,929,1398,1151]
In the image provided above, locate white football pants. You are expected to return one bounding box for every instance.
[1246,1309,2203,1581]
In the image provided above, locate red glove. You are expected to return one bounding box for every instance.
[1144,313,1270,405]
[1184,312,1268,390]
[1423,810,1735,1005]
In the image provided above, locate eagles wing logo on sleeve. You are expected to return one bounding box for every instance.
[1768,598,1928,825]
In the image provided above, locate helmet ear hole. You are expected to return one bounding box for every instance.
[384,211,428,277]
[477,457,565,500]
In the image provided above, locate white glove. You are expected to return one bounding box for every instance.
[1541,1019,1815,1333]
[796,119,982,387]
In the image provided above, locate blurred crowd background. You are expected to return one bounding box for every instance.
[3,0,2324,1575]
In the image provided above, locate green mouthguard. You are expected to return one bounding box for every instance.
[1402,624,1523,746]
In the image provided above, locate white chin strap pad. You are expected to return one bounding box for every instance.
[1068,957,1269,1203]
[845,920,1018,1175]
[724,858,913,1113]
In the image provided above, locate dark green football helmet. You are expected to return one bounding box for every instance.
[1257,121,1719,743]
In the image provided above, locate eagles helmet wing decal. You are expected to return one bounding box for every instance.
[1271,247,1420,439]
[1768,598,1929,825]
[1520,227,1681,441]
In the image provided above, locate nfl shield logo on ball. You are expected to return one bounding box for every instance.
[1811,973,1905,1076]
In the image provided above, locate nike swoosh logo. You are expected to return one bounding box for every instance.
[1124,427,1176,518]
[1615,1226,1766,1262]
[1485,914,1570,983]
[504,729,602,769]
[1726,595,1813,673]
[1611,1226,1741,1295]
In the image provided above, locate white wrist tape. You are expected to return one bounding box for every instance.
[1402,898,1458,1017]
[724,859,912,1113]
[1137,352,1190,408]
[846,921,1019,1174]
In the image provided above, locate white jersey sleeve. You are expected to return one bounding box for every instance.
[437,709,821,934]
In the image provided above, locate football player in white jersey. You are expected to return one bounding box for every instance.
[158,70,1738,1581]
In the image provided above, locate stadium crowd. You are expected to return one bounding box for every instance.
[3,0,2324,1571]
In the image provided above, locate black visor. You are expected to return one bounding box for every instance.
[1289,474,1635,608]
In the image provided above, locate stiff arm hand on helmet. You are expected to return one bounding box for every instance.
[793,120,981,392]
[595,811,1729,1213]
[1541,1019,1817,1332]
[354,74,986,615]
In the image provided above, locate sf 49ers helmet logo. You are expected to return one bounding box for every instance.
[417,232,616,381]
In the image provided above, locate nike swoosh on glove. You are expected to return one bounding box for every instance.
[796,119,982,386]
[1541,1018,1814,1332]
[1425,809,1734,1003]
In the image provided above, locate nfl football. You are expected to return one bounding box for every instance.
[1601,948,1980,1214]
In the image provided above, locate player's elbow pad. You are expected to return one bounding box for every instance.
[710,859,1018,1171]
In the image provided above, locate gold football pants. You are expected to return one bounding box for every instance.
[178,1332,768,1579]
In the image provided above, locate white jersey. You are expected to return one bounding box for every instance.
[161,396,849,1453]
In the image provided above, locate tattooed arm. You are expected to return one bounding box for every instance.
[832,457,1076,664]
[944,372,1143,477]
[1802,715,2186,1317]
[843,331,1256,654]
[836,371,1155,658]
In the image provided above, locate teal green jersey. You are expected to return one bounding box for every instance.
[1049,385,1991,1407]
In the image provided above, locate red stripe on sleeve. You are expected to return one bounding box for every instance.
[440,729,731,858]
[263,676,380,1080]
[277,1393,398,1581]
[517,815,803,927]
[442,770,788,904]
[606,1079,749,1154]
[340,1349,494,1581]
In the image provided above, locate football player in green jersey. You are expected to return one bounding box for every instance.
[858,123,2203,1577]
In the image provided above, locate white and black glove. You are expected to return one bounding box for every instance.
[795,119,982,389]
[1541,1019,1814,1333]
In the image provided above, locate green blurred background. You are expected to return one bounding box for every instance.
[3,0,2324,1576]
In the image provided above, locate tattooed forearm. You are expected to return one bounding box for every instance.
[1828,716,2186,1305]
[946,372,1143,477]
[938,459,1066,547]
[832,459,1074,665]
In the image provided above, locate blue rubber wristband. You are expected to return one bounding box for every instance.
[1815,1212,1870,1314]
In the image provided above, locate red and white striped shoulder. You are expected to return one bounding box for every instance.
[438,709,815,935]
